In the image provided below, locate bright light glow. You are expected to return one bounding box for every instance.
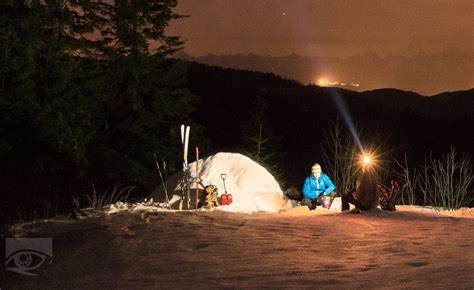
[363,155,371,164]
[317,78,360,88]
[322,196,331,209]
[318,79,339,86]
[358,151,380,172]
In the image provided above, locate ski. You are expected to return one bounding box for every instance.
[179,125,183,210]
[184,125,190,168]
[185,126,191,209]
[179,124,191,210]
[180,124,185,147]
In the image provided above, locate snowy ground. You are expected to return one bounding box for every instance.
[4,205,474,289]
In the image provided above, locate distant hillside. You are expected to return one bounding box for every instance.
[360,88,474,119]
[176,51,474,96]
[186,62,474,186]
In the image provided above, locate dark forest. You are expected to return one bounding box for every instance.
[1,1,473,224]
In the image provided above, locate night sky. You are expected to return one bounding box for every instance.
[167,0,473,95]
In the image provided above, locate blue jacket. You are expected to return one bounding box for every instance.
[302,173,336,200]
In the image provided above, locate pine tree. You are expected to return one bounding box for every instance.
[244,94,285,187]
[75,0,196,188]
[0,1,97,218]
[0,0,199,220]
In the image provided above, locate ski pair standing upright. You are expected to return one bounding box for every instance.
[180,124,201,210]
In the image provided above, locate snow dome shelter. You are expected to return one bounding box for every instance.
[155,152,295,213]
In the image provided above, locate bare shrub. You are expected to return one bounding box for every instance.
[419,147,473,210]
[394,154,418,205]
[322,119,359,196]
[86,183,135,209]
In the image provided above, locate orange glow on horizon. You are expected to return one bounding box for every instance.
[317,78,360,88]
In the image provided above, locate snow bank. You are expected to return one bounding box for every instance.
[107,196,181,215]
[156,152,296,213]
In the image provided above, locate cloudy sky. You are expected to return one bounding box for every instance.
[167,0,473,94]
[167,0,472,57]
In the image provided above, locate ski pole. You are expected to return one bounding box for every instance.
[154,153,170,207]
[195,147,200,209]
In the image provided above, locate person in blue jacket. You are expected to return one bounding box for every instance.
[302,163,336,210]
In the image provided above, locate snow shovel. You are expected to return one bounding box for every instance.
[220,173,233,205]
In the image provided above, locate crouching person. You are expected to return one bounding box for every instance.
[302,163,336,210]
[342,170,380,213]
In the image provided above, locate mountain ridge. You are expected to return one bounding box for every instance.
[176,50,474,96]
[186,61,473,187]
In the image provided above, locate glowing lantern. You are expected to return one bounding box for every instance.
[363,155,371,165]
[359,152,376,171]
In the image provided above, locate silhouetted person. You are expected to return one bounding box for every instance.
[342,169,380,212]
